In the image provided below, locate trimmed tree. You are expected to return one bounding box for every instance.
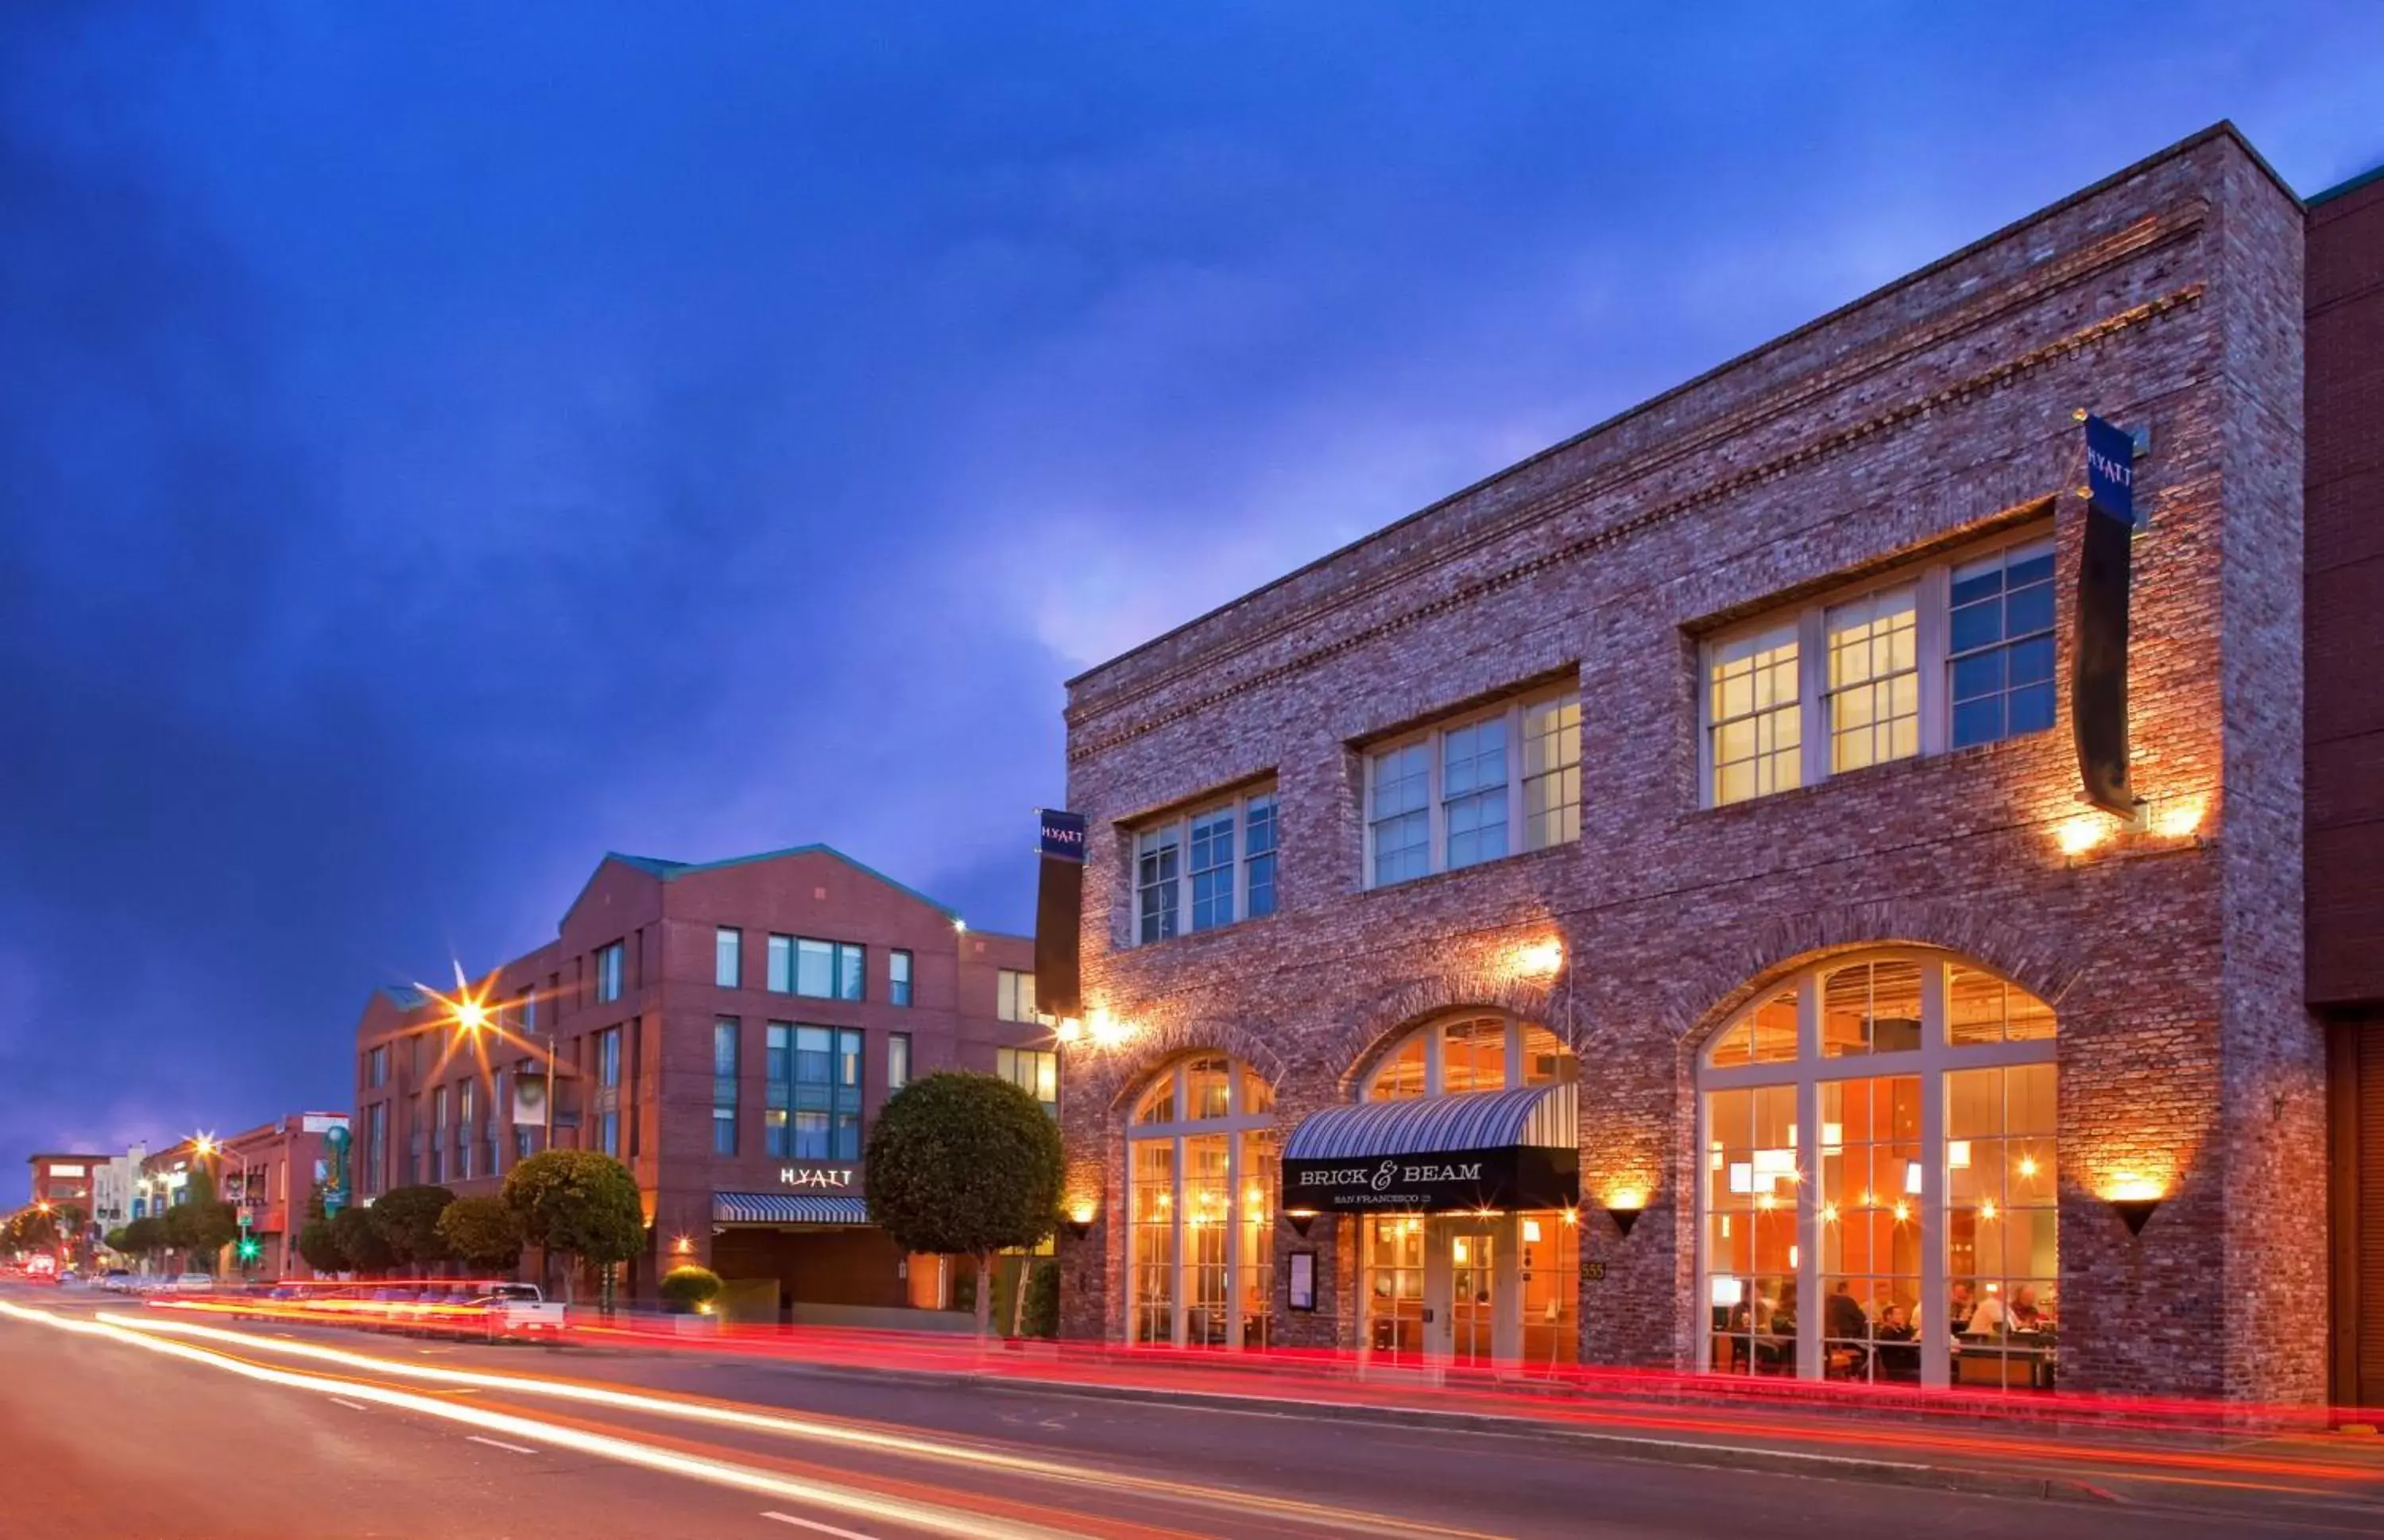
[372,1185,457,1274]
[330,1205,393,1275]
[499,1151,644,1306]
[295,1217,347,1276]
[118,1215,165,1266]
[659,1265,722,1315]
[863,1071,1064,1338]
[167,1170,239,1273]
[435,1196,524,1275]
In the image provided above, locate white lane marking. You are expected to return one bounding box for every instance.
[330,1397,369,1410]
[467,1434,539,1455]
[762,1512,884,1540]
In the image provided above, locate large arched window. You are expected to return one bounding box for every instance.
[1126,1056,1275,1348]
[1364,1012,1578,1101]
[1699,950,2057,1391]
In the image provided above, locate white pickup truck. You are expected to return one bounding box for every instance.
[471,1283,568,1341]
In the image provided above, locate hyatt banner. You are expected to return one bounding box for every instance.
[1280,1145,1579,1215]
[2074,413,2138,817]
[1033,808,1086,1019]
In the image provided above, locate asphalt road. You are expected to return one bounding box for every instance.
[3,1284,2377,1539]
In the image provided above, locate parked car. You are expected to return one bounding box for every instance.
[170,1272,215,1293]
[472,1283,567,1341]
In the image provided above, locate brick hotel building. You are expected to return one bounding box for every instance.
[352,845,1053,1318]
[1052,124,2383,1406]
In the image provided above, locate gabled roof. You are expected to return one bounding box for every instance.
[376,985,428,1010]
[565,843,964,923]
[2310,158,2384,207]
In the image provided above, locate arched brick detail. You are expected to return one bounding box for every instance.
[1662,897,2087,1052]
[1331,966,1564,1093]
[1093,1016,1289,1114]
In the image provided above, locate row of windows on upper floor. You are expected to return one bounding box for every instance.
[1128,527,2057,947]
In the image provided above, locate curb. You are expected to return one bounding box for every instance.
[671,1349,2118,1506]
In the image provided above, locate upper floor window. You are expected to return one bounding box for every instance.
[997,1047,1058,1115]
[715,927,742,989]
[1701,529,2054,809]
[889,950,913,1008]
[597,1026,622,1089]
[997,969,1037,1023]
[768,935,865,1000]
[1133,784,1279,944]
[518,991,536,1031]
[887,1032,911,1091]
[595,941,625,1004]
[1364,687,1580,889]
[367,1046,389,1089]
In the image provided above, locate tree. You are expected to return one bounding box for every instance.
[435,1196,524,1274]
[118,1215,165,1263]
[330,1205,393,1275]
[658,1265,722,1315]
[296,1217,346,1275]
[166,1170,239,1272]
[372,1185,457,1273]
[863,1072,1064,1338]
[500,1151,644,1304]
[103,1225,132,1255]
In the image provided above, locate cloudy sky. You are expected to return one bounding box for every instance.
[4,2,2379,1170]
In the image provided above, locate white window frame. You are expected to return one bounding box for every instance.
[1697,524,2054,810]
[1124,1058,1276,1349]
[1360,1011,1577,1099]
[1693,948,2059,1389]
[997,969,1038,1023]
[594,942,625,1004]
[1361,684,1581,890]
[1130,783,1279,947]
[715,927,742,990]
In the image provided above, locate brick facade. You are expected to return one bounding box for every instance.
[353,844,1045,1304]
[1056,125,2324,1403]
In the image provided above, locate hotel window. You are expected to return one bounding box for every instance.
[368,1045,389,1089]
[713,1018,739,1156]
[1701,528,2055,807]
[765,1022,792,1157]
[598,1027,622,1089]
[595,941,625,1004]
[888,1032,911,1092]
[456,1080,475,1181]
[997,969,1037,1023]
[430,1086,448,1184]
[1697,949,2058,1390]
[715,927,742,989]
[519,991,536,1032]
[792,1025,863,1160]
[998,1047,1058,1115]
[1125,1057,1276,1349]
[598,1109,620,1158]
[1132,784,1279,944]
[776,937,865,1000]
[487,1070,505,1174]
[366,1103,387,1197]
[889,950,913,1007]
[1364,687,1581,888]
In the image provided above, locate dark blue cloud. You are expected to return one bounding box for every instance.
[2,2,2378,1167]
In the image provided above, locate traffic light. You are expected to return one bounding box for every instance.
[236,1236,261,1264]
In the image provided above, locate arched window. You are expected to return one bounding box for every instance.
[1126,1056,1275,1349]
[1364,1012,1577,1101]
[1698,950,2057,1391]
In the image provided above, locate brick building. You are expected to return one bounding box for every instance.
[136,1116,345,1279]
[1053,124,2326,1403]
[2312,160,2384,1410]
[25,1154,108,1214]
[353,844,1051,1318]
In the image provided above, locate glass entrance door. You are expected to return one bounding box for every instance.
[1449,1230,1495,1366]
[1364,1216,1426,1364]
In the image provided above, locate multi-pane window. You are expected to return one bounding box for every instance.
[764,1022,793,1158]
[1708,628,1802,807]
[487,1069,504,1175]
[1132,785,1279,944]
[1126,1057,1275,1349]
[1365,688,1581,888]
[791,1025,863,1159]
[519,992,536,1032]
[715,927,742,989]
[773,938,865,1000]
[1364,1012,1577,1101]
[1949,540,2057,749]
[430,1086,449,1184]
[598,1110,620,1158]
[595,941,625,1004]
[456,1080,475,1181]
[598,1027,622,1089]
[997,970,1037,1023]
[1521,695,1582,850]
[713,1018,739,1156]
[365,1103,387,1198]
[368,1046,389,1089]
[889,950,912,1008]
[767,934,793,993]
[1703,528,2056,808]
[1826,587,1918,773]
[887,1032,911,1092]
[998,1047,1058,1115]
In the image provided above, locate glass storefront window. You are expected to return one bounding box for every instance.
[1364,1011,1568,1100]
[1125,1057,1275,1348]
[1698,950,2057,1391]
[1365,1217,1426,1362]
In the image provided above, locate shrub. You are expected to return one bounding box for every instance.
[659,1265,723,1314]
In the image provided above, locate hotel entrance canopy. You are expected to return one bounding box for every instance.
[712,1193,872,1226]
[1279,1082,1579,1214]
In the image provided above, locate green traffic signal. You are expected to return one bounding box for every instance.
[236,1237,261,1263]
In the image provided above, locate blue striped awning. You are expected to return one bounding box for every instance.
[712,1192,873,1226]
[1283,1082,1577,1162]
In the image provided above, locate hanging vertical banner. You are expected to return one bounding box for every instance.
[1034,808,1087,1019]
[2074,413,2138,817]
[513,1070,550,1128]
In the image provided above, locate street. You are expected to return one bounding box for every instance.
[5,1287,2379,1539]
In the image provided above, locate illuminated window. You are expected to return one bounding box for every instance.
[1364,1012,1575,1101]
[1125,1056,1276,1349]
[997,970,1037,1023]
[1708,627,1802,806]
[997,1047,1058,1114]
[1365,684,1581,888]
[1826,587,1918,772]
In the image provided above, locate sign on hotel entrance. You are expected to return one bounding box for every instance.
[778,1166,855,1190]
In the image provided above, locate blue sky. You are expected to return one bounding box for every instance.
[3,2,2379,1170]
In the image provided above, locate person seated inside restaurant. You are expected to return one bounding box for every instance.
[1755,1282,1798,1372]
[1823,1282,1871,1377]
[1964,1283,2007,1336]
[2007,1284,2049,1333]
[1945,1280,1976,1333]
[1874,1304,1920,1382]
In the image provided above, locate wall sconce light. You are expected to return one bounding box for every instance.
[1062,1203,1096,1240]
[671,1233,694,1256]
[1514,938,1565,977]
[1086,1006,1132,1048]
[1286,1209,1319,1237]
[2106,1174,2164,1236]
[1604,1190,1647,1238]
[1055,1017,1084,1045]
